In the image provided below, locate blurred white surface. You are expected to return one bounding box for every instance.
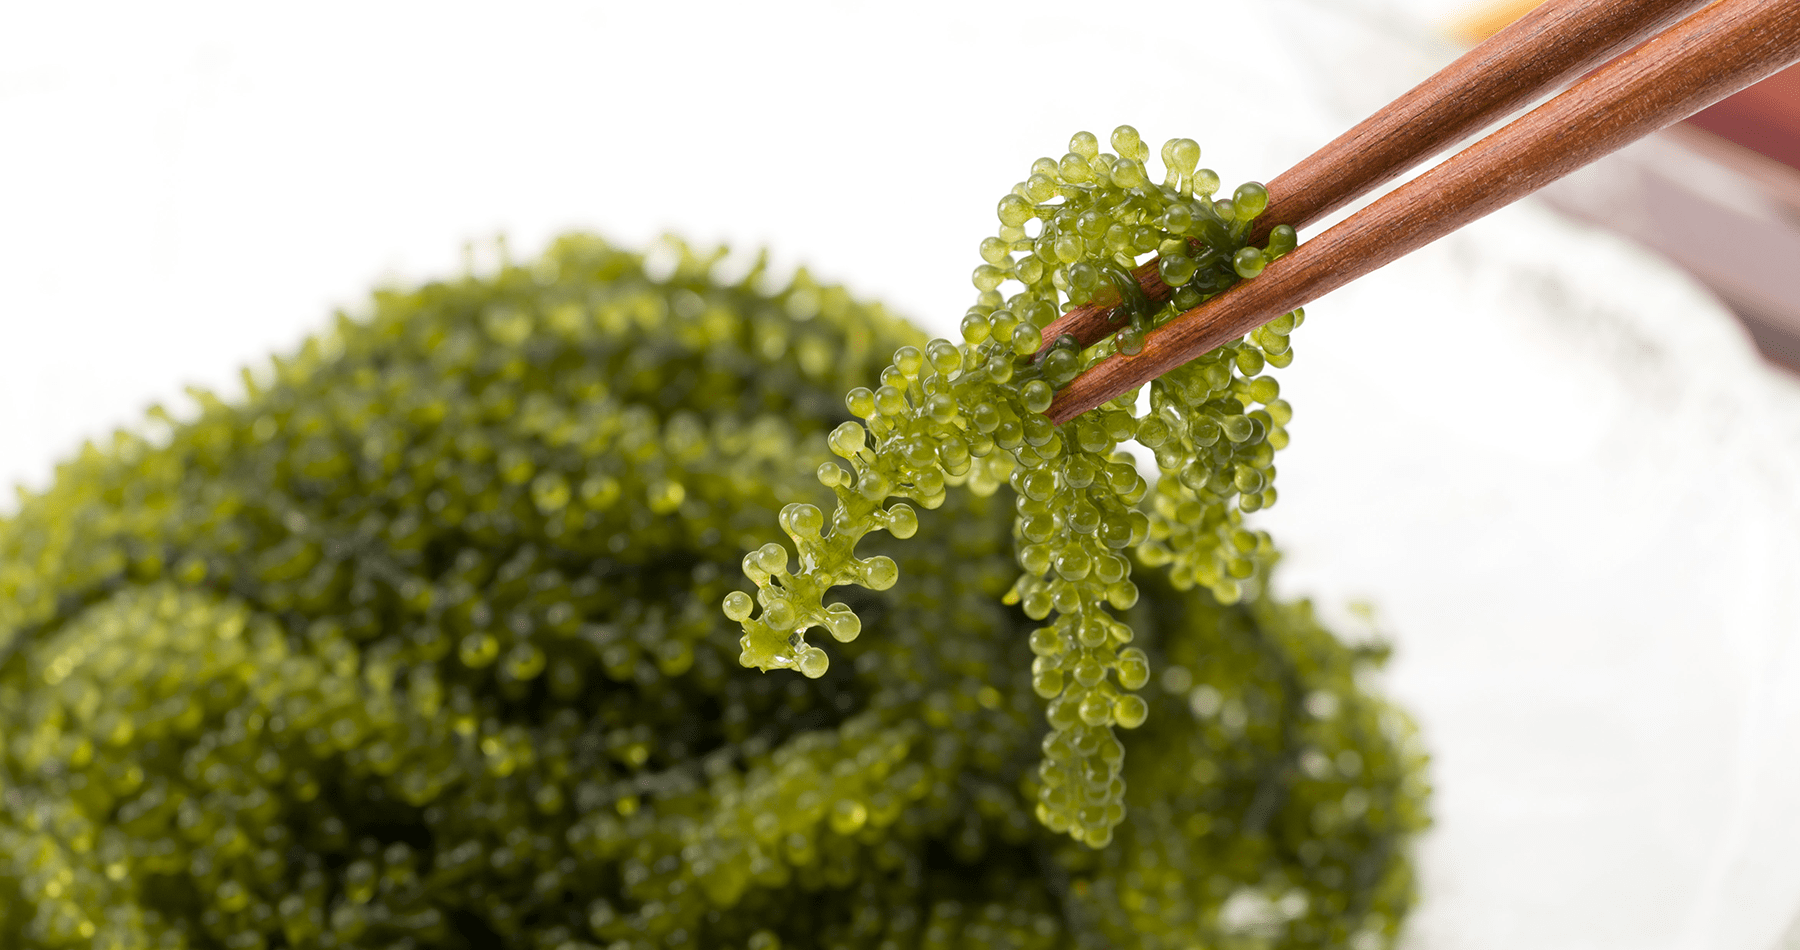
[3,2,1798,948]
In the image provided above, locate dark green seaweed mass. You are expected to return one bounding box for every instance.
[0,235,1428,950]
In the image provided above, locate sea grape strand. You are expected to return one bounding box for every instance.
[730,128,1332,850]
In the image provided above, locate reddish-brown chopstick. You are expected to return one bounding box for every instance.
[1032,0,1711,359]
[1047,0,1800,424]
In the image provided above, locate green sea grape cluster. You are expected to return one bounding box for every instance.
[0,226,1428,948]
[730,128,1306,848]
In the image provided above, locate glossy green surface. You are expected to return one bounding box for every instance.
[0,225,1425,948]
[730,129,1311,848]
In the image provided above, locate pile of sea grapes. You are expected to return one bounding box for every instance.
[731,128,1311,848]
[0,207,1427,949]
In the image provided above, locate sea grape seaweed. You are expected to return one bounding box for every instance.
[730,128,1311,848]
[0,229,1427,950]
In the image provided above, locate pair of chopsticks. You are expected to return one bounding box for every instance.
[1043,0,1800,424]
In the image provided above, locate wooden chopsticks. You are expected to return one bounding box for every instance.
[1036,0,1710,360]
[1045,0,1800,424]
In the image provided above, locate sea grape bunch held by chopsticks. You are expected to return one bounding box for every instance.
[0,144,1428,950]
[729,126,1308,849]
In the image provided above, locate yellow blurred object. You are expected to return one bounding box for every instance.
[1448,0,1546,44]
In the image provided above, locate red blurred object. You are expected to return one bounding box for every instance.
[1684,63,1800,172]
[1670,65,1800,371]
[1540,62,1800,374]
[1449,0,1800,376]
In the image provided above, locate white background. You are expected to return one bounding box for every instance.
[4,2,1799,948]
